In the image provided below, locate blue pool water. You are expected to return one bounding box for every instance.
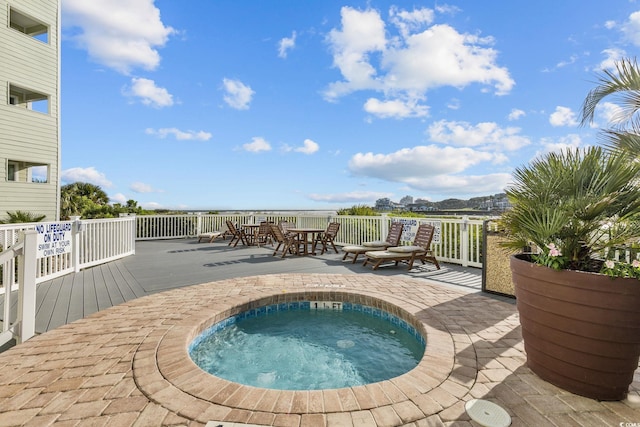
[189,303,425,390]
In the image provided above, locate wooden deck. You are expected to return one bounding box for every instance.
[1,237,485,337]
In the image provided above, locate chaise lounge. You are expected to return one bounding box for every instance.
[197,231,222,243]
[341,221,404,263]
[362,223,440,270]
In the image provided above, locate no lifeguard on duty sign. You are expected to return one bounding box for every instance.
[35,222,73,258]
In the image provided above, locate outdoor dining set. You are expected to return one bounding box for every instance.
[198,219,441,271]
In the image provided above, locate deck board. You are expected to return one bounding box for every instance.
[83,268,99,318]
[94,267,115,312]
[67,271,85,324]
[103,264,126,308]
[47,274,74,331]
[114,262,146,298]
[35,278,63,333]
[1,238,485,335]
[1,289,17,327]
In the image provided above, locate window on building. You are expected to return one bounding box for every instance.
[8,84,49,114]
[9,7,48,43]
[6,160,49,183]
[7,162,16,181]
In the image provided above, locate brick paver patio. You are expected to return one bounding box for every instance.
[0,273,638,426]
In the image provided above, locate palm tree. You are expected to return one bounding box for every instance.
[69,182,109,205]
[501,146,640,271]
[125,199,139,212]
[60,182,110,219]
[0,211,46,224]
[580,57,640,158]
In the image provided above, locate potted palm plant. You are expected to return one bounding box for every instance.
[501,58,640,401]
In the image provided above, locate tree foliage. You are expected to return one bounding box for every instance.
[60,182,144,219]
[336,205,379,216]
[581,57,640,158]
[0,211,46,224]
[501,58,640,273]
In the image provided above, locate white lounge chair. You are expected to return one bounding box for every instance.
[341,222,404,264]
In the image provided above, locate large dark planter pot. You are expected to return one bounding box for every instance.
[510,254,640,400]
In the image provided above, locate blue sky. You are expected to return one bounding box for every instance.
[59,0,640,211]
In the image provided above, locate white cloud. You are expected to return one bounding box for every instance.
[549,106,578,127]
[325,7,387,97]
[308,191,393,203]
[598,48,626,71]
[350,145,497,180]
[508,109,525,121]
[622,11,640,46]
[110,193,128,204]
[295,139,319,154]
[383,25,513,94]
[61,167,112,188]
[141,201,163,209]
[130,182,160,193]
[243,137,271,152]
[278,31,296,58]
[596,101,625,126]
[348,145,511,195]
[427,120,530,151]
[536,134,583,157]
[282,139,319,154]
[404,173,512,195]
[145,127,212,141]
[389,6,435,38]
[127,78,173,107]
[556,54,578,69]
[434,4,462,15]
[323,6,514,114]
[222,78,254,110]
[62,0,176,74]
[364,97,429,119]
[447,98,461,110]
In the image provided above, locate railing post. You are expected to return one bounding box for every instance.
[461,216,469,267]
[129,215,136,255]
[196,213,203,236]
[380,214,389,241]
[71,216,82,273]
[17,230,37,343]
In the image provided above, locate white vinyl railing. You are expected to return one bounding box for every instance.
[0,216,136,290]
[2,212,637,346]
[0,212,485,344]
[77,217,136,269]
[137,213,486,268]
[0,230,37,346]
[0,217,135,344]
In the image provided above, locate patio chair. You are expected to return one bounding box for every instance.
[220,222,234,241]
[197,231,222,243]
[362,223,440,270]
[225,220,248,247]
[254,221,273,247]
[341,222,404,263]
[279,221,296,237]
[313,222,340,254]
[270,223,302,258]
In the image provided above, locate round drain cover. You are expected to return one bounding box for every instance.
[465,399,511,427]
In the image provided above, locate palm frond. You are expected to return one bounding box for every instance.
[580,57,640,127]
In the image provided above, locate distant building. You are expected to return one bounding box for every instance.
[377,193,511,213]
[374,198,403,211]
[408,203,435,212]
[0,0,60,220]
[492,193,511,211]
[473,193,511,212]
[399,195,413,206]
